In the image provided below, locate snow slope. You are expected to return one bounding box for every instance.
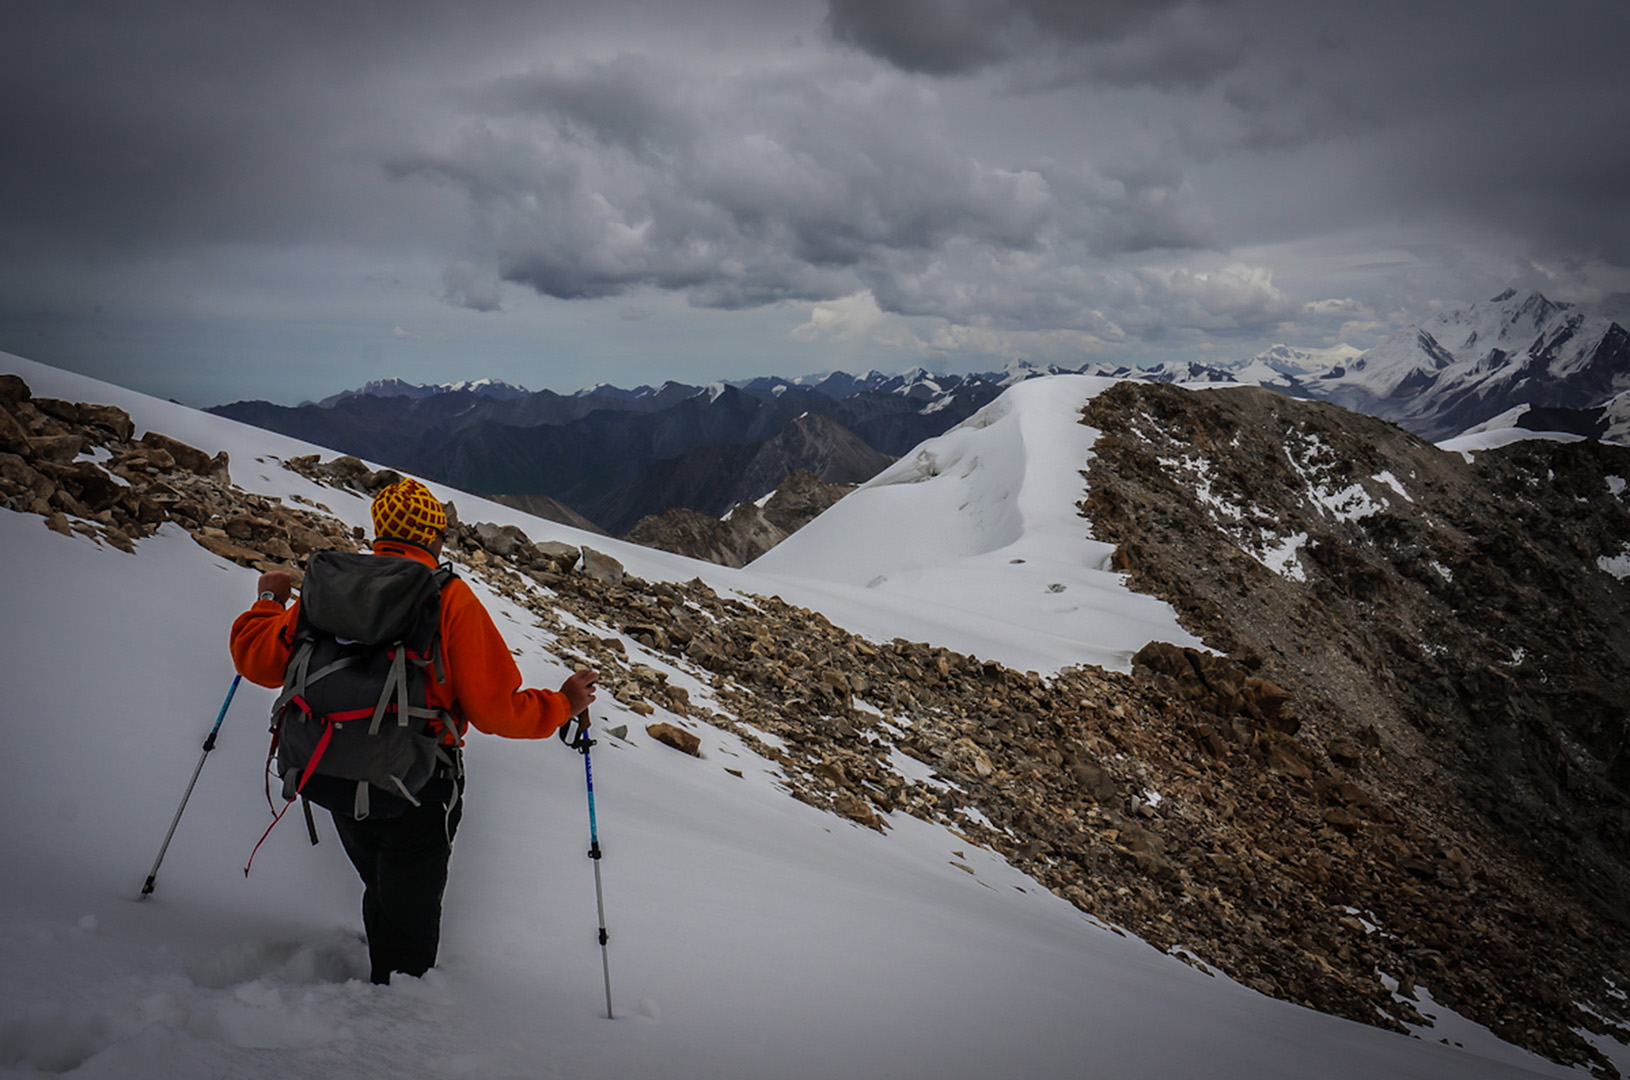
[0,353,1601,1079]
[750,376,1205,673]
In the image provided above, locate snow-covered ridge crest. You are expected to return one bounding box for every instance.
[753,375,1204,672]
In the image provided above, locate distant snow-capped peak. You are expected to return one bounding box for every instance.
[314,377,529,407]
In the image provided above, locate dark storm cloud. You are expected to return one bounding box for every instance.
[395,57,1213,324]
[823,0,1199,79]
[4,0,1629,398]
[0,0,552,260]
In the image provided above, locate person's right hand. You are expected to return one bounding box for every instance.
[257,570,293,604]
[560,669,598,717]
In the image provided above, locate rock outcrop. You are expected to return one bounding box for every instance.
[624,469,855,567]
[1,379,358,570]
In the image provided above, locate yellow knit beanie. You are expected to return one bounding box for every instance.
[371,478,447,550]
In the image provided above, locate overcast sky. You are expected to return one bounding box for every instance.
[3,0,1628,406]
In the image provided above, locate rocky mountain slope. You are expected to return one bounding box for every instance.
[625,469,857,568]
[1082,381,1630,1069]
[584,411,891,535]
[11,370,1630,1074]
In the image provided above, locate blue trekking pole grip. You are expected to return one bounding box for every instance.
[141,673,243,898]
[560,710,613,1018]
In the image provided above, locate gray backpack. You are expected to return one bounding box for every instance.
[269,551,460,821]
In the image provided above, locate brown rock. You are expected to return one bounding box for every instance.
[1072,759,1119,802]
[224,515,258,541]
[0,373,30,408]
[101,526,136,554]
[0,406,28,452]
[535,540,581,571]
[1326,737,1363,766]
[52,461,124,512]
[286,524,332,555]
[813,759,851,788]
[113,446,176,473]
[820,669,851,694]
[834,793,882,830]
[50,486,89,518]
[31,398,81,425]
[327,455,372,483]
[474,521,530,558]
[647,722,702,756]
[78,404,135,441]
[1323,808,1365,834]
[140,432,213,474]
[1323,780,1373,808]
[364,468,400,492]
[1265,739,1314,780]
[0,453,48,497]
[624,623,670,650]
[580,547,626,586]
[26,435,84,462]
[133,496,169,525]
[44,512,73,536]
[190,531,263,566]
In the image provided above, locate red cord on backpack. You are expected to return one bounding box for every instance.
[243,720,336,877]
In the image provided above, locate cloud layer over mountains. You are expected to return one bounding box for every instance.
[2,0,1628,403]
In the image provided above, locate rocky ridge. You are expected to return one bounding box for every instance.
[7,373,1630,1075]
[0,375,360,566]
[1082,381,1630,1073]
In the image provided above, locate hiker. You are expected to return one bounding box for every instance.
[230,477,597,984]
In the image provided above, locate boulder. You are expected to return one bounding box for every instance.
[326,455,372,483]
[833,793,882,831]
[26,435,84,463]
[60,462,125,512]
[78,404,135,441]
[191,532,264,566]
[0,374,30,408]
[364,468,401,492]
[647,722,701,757]
[0,453,49,498]
[112,446,176,473]
[536,540,581,571]
[0,407,28,453]
[31,398,81,425]
[139,432,213,475]
[580,546,626,586]
[474,521,530,558]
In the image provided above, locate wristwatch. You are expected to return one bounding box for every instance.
[259,591,281,604]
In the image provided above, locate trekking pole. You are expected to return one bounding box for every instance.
[140,674,243,899]
[560,710,613,1019]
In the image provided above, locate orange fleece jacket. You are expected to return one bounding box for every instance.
[230,542,570,743]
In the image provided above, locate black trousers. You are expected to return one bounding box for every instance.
[330,776,464,985]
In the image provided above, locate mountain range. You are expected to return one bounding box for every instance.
[211,368,1012,534]
[209,289,1630,540]
[1257,289,1630,440]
